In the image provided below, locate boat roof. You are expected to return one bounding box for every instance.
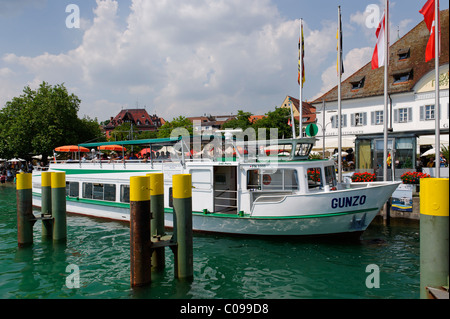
[79,137,182,148]
[77,136,318,161]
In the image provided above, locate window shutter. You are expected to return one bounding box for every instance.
[363,113,367,126]
[351,114,355,127]
[420,106,424,121]
[408,107,413,122]
[371,112,375,125]
[394,109,399,123]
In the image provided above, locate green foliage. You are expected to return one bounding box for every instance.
[441,145,449,164]
[221,107,295,140]
[157,116,193,138]
[0,82,104,161]
[253,107,294,139]
[108,122,158,141]
[221,110,253,131]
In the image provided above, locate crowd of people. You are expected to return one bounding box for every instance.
[0,160,35,183]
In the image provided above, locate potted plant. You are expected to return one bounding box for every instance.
[351,172,376,183]
[400,171,431,194]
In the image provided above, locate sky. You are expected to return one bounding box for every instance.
[0,0,448,123]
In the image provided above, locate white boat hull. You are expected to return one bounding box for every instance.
[32,181,396,237]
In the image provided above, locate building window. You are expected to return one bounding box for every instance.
[397,48,410,60]
[371,111,384,125]
[351,112,367,127]
[420,104,441,121]
[393,69,413,84]
[399,109,408,123]
[331,114,347,128]
[394,108,412,123]
[350,76,365,90]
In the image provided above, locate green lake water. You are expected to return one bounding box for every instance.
[0,183,420,299]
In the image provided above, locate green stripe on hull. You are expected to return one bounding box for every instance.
[33,193,379,220]
[51,169,158,175]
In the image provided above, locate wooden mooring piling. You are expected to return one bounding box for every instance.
[130,173,193,288]
[419,178,449,299]
[16,172,67,247]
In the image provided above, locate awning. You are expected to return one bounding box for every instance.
[79,137,182,148]
[312,136,355,150]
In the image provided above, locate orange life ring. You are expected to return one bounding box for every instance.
[262,174,272,185]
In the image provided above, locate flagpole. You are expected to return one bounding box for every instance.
[383,0,389,182]
[434,0,440,178]
[299,19,303,138]
[337,6,342,183]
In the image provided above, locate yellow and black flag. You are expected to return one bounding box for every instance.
[298,21,305,87]
[336,8,344,75]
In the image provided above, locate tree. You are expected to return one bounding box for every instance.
[0,82,104,162]
[221,110,253,131]
[157,116,193,138]
[252,107,294,139]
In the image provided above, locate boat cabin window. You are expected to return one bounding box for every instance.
[66,182,79,198]
[324,166,337,188]
[82,182,116,202]
[247,169,299,191]
[294,143,312,157]
[83,182,93,198]
[120,185,130,203]
[307,168,323,189]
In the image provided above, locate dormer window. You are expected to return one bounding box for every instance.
[350,76,365,90]
[397,48,410,60]
[393,68,413,84]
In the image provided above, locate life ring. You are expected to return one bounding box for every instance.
[262,174,272,185]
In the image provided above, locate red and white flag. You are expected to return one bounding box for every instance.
[419,0,440,62]
[371,11,386,70]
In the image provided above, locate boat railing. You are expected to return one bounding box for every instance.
[214,189,238,212]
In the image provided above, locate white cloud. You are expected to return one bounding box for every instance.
[312,46,373,101]
[1,0,383,122]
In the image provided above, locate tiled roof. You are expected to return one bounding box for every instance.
[105,109,164,129]
[284,96,317,124]
[312,9,449,104]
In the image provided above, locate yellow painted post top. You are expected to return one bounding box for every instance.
[16,173,32,190]
[172,174,192,199]
[420,178,449,217]
[130,176,150,202]
[147,173,164,196]
[51,172,66,188]
[41,172,52,187]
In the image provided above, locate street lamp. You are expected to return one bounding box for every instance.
[315,100,337,159]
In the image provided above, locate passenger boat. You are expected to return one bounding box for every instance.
[31,135,400,237]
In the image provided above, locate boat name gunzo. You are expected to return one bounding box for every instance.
[331,195,367,209]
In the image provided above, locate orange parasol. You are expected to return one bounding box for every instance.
[99,145,127,152]
[55,145,90,152]
[139,148,155,156]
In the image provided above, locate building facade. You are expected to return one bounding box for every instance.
[280,96,317,137]
[311,9,449,176]
[103,109,165,139]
